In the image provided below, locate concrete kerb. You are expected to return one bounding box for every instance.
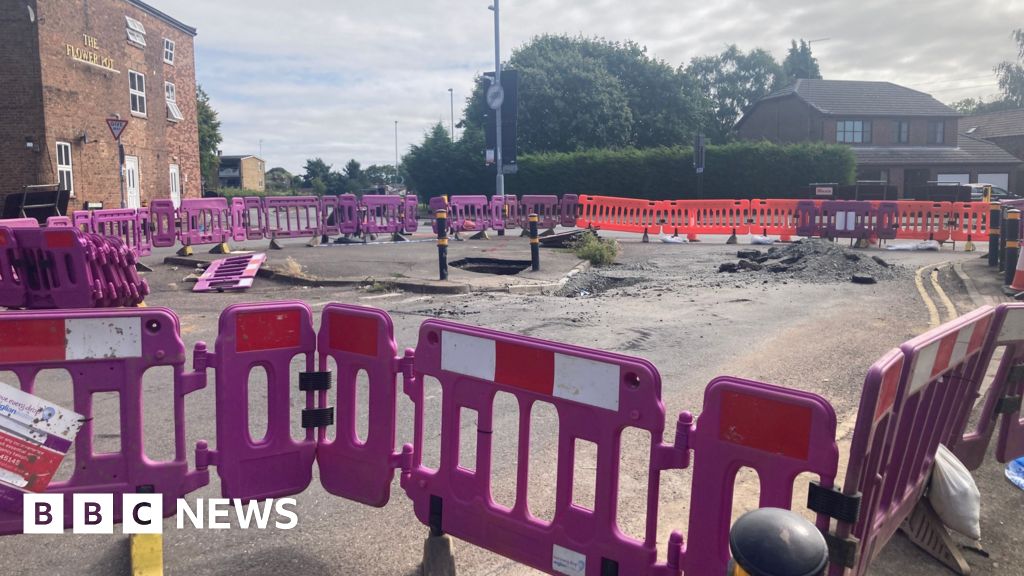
[951,262,991,309]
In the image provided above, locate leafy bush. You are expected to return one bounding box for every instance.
[570,231,620,266]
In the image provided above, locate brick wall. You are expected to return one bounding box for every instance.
[240,157,265,191]
[0,1,46,204]
[10,0,199,210]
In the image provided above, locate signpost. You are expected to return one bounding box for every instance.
[694,133,706,198]
[106,117,128,208]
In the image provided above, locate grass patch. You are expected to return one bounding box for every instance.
[570,231,620,266]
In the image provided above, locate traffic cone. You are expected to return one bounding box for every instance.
[1012,247,1024,292]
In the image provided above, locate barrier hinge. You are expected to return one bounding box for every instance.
[299,371,333,392]
[807,482,861,525]
[301,407,334,429]
[652,412,693,471]
[398,349,416,388]
[996,394,1022,415]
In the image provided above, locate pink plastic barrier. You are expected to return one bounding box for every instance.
[0,307,210,534]
[954,304,1024,469]
[560,194,579,228]
[13,228,98,309]
[230,197,247,243]
[179,198,232,246]
[796,200,820,237]
[362,195,404,236]
[493,194,520,230]
[448,195,492,233]
[684,376,839,575]
[150,200,178,248]
[403,195,419,234]
[264,196,321,240]
[321,195,360,238]
[73,210,92,232]
[871,202,899,241]
[402,319,688,575]
[45,216,71,227]
[827,306,994,576]
[241,197,265,240]
[0,227,26,308]
[91,208,151,257]
[520,195,560,229]
[316,304,403,506]
[821,200,872,240]
[0,218,40,229]
[192,253,266,293]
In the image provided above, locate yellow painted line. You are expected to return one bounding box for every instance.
[930,265,958,322]
[131,534,163,576]
[915,264,941,328]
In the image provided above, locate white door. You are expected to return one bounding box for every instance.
[125,156,140,209]
[978,173,1010,192]
[936,173,969,185]
[169,164,181,208]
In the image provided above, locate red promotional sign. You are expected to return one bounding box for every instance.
[106,117,128,140]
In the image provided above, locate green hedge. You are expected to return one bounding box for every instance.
[409,142,856,200]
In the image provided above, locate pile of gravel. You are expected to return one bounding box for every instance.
[717,239,907,284]
[556,270,644,297]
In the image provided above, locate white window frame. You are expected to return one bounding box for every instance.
[56,141,74,197]
[169,164,182,208]
[163,38,175,65]
[129,70,147,117]
[125,16,147,47]
[165,81,184,122]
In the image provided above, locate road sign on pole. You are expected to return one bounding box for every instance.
[106,118,128,140]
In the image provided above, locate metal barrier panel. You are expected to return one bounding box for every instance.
[403,319,685,575]
[952,304,1024,469]
[796,200,821,237]
[948,202,990,242]
[207,301,318,499]
[749,199,799,240]
[560,194,579,228]
[264,196,321,240]
[316,304,402,506]
[0,307,209,534]
[0,217,41,229]
[404,194,419,234]
[830,306,994,576]
[684,376,838,576]
[0,227,26,308]
[520,195,560,229]
[150,200,178,248]
[243,197,265,240]
[45,216,71,228]
[893,201,949,241]
[179,198,232,246]
[448,195,492,233]
[14,228,98,309]
[230,197,247,243]
[822,201,871,240]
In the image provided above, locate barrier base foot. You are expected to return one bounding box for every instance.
[469,230,489,240]
[421,533,457,576]
[900,498,970,575]
[130,533,163,576]
[209,242,231,255]
[306,236,320,247]
[540,228,556,237]
[964,240,975,252]
[321,234,330,245]
[642,229,650,243]
[269,239,284,250]
[854,238,869,249]
[520,229,530,237]
[726,233,738,245]
[393,232,411,242]
[135,262,153,273]
[175,245,193,257]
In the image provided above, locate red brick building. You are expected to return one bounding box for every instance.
[1,0,199,211]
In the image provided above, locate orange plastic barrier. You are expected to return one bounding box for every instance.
[575,195,662,234]
[948,201,990,242]
[660,200,750,240]
[892,201,950,241]
[749,199,800,240]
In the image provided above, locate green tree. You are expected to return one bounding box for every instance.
[684,45,783,144]
[342,159,368,190]
[364,164,398,185]
[782,39,822,84]
[196,85,222,191]
[302,158,332,195]
[265,167,294,192]
[404,123,490,199]
[996,29,1024,106]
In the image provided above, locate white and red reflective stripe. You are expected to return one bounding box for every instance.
[0,317,141,361]
[440,331,621,411]
[908,317,990,393]
[997,306,1024,344]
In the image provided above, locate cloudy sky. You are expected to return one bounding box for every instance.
[157,0,1023,175]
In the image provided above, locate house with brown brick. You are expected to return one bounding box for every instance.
[1,0,200,211]
[735,79,1022,196]
[961,108,1024,192]
[217,155,266,191]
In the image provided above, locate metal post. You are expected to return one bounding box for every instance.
[118,139,126,209]
[493,0,502,200]
[989,203,1002,267]
[394,120,399,184]
[728,508,828,576]
[448,88,455,142]
[437,209,448,281]
[1000,206,1009,272]
[529,213,539,271]
[1005,209,1020,286]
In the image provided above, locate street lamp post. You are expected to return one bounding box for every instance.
[448,88,455,142]
[489,1,503,199]
[394,120,399,186]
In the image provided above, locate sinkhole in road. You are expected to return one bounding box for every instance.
[450,257,532,275]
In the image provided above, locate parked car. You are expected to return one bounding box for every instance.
[968,183,1018,202]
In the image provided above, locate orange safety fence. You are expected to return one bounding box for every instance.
[660,200,751,240]
[576,195,662,234]
[948,202,990,242]
[892,201,950,241]
[749,199,800,241]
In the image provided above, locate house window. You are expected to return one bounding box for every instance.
[896,120,910,144]
[836,120,871,144]
[165,82,184,121]
[929,121,945,144]
[56,142,74,197]
[129,70,147,116]
[163,38,175,64]
[125,16,146,46]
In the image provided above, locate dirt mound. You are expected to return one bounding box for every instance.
[718,239,907,284]
[556,270,644,297]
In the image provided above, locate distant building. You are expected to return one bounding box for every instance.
[217,155,265,191]
[736,79,1021,195]
[0,0,200,210]
[961,109,1024,191]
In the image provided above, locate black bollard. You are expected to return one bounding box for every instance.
[1000,206,1009,272]
[989,203,1002,268]
[728,508,828,576]
[1005,209,1020,286]
[436,209,448,281]
[529,213,540,271]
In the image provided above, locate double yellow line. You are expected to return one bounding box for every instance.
[915,262,957,328]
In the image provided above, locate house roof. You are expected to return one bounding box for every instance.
[218,155,262,162]
[962,109,1024,139]
[853,133,1022,166]
[740,79,959,127]
[126,0,197,36]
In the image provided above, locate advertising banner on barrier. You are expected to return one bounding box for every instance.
[0,382,83,512]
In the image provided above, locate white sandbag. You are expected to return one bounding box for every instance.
[750,235,776,245]
[929,444,981,540]
[658,233,688,244]
[886,240,940,251]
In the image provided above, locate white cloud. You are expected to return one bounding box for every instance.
[154,0,1023,174]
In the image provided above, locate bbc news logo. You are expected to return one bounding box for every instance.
[23,494,298,534]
